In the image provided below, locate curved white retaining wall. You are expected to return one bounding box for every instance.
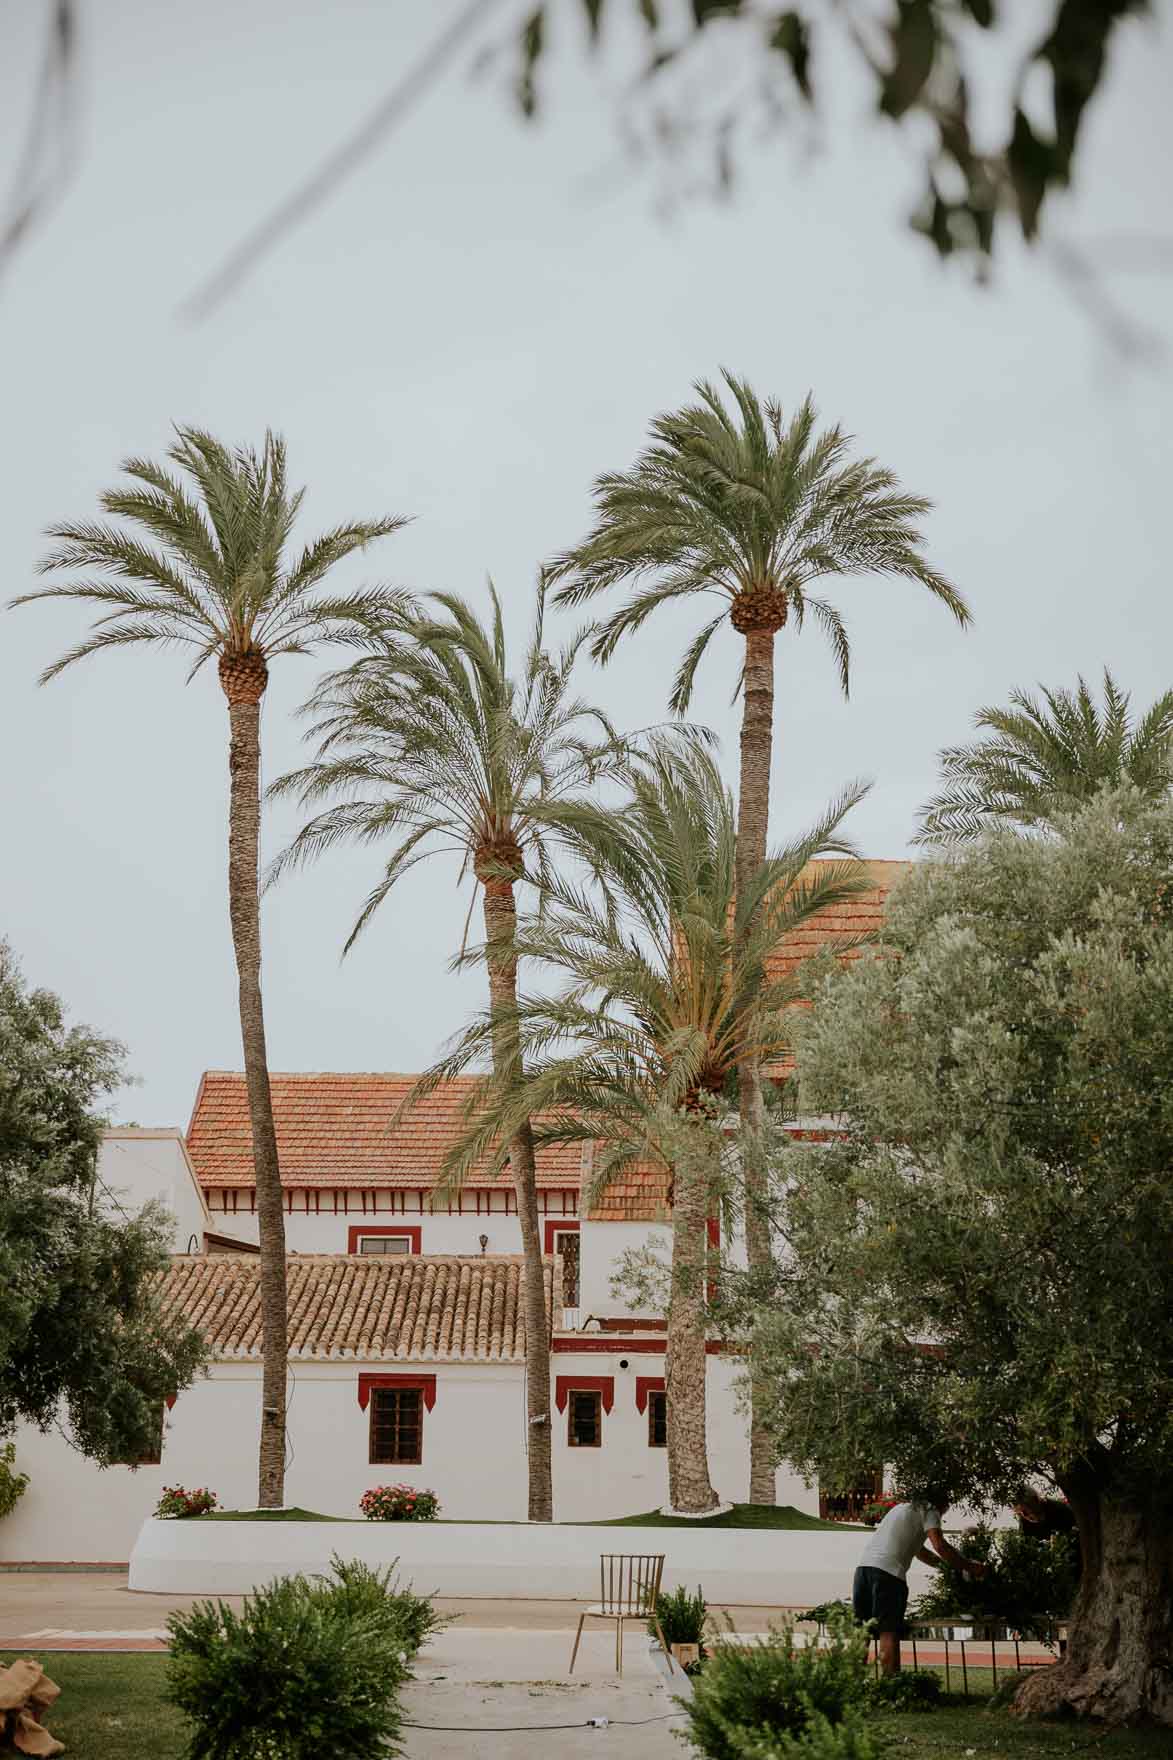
[128,1517,934,1606]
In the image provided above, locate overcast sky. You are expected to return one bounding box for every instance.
[2,0,1170,1129]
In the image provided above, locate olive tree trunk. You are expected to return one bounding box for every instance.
[482,879,554,1523]
[664,1130,719,1515]
[1014,1489,1173,1726]
[224,683,288,1510]
[734,621,778,1504]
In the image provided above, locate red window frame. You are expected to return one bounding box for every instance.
[347,1225,422,1255]
[554,1374,614,1415]
[567,1389,603,1448]
[368,1386,424,1466]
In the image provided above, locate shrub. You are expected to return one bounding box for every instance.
[166,1554,436,1760]
[0,1443,29,1520]
[157,1485,219,1518]
[860,1497,898,1527]
[910,1524,1077,1638]
[678,1611,870,1760]
[652,1585,708,1646]
[360,1484,440,1522]
[865,1668,942,1712]
[324,1555,448,1654]
[721,1711,886,1760]
[802,1601,853,1628]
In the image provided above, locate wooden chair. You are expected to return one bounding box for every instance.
[569,1553,674,1677]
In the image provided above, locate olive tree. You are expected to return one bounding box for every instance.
[751,792,1173,1727]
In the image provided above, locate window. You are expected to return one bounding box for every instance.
[647,1389,667,1449]
[357,1235,412,1255]
[568,1389,602,1448]
[369,1387,423,1464]
[348,1225,422,1255]
[819,1468,883,1523]
[552,1228,580,1306]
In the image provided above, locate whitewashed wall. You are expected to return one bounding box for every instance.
[551,1348,817,1519]
[0,1347,819,1563]
[99,1130,211,1250]
[206,1211,557,1259]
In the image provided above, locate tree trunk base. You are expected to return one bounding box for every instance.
[1014,1655,1173,1727]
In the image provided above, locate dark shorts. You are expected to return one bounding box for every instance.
[852,1565,909,1635]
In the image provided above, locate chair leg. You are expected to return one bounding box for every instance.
[653,1616,675,1672]
[616,1615,623,1676]
[569,1613,586,1675]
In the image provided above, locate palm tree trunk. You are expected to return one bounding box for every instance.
[224,680,288,1510]
[665,1133,719,1514]
[735,622,777,1505]
[482,879,554,1523]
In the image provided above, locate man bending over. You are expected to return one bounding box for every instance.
[853,1495,985,1674]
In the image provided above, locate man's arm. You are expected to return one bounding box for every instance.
[926,1527,985,1577]
[915,1546,943,1569]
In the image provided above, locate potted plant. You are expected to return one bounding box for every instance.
[650,1585,708,1671]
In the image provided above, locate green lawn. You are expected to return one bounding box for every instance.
[189,1501,856,1529]
[595,1502,862,1530]
[883,1702,1169,1760]
[16,1656,1171,1760]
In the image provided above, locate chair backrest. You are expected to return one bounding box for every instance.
[597,1553,666,1617]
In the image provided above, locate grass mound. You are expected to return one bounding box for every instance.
[593,1503,861,1531]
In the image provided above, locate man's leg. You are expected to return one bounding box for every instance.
[878,1629,901,1675]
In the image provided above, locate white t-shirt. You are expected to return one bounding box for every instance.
[859,1503,942,1581]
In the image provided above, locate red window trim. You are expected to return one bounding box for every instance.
[357,1373,437,1413]
[348,1225,422,1255]
[554,1374,614,1415]
[634,1375,664,1414]
[543,1218,580,1255]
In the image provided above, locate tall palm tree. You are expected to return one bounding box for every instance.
[265,581,621,1522]
[916,669,1173,846]
[425,738,872,1514]
[11,427,408,1506]
[549,370,967,1498]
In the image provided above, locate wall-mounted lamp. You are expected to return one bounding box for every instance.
[478,1232,489,1255]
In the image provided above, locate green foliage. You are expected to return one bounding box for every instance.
[0,940,205,1462]
[13,427,408,681]
[751,791,1173,1513]
[267,578,621,957]
[911,1526,1079,1637]
[678,1611,870,1760]
[550,371,964,713]
[652,1584,708,1646]
[509,3,1147,264]
[415,735,871,1198]
[803,1602,853,1627]
[865,1669,943,1713]
[917,670,1173,845]
[0,1440,29,1519]
[165,1555,435,1760]
[721,1710,886,1760]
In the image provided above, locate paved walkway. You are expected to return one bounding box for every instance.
[0,1572,784,1653]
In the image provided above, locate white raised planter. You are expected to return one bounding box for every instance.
[129,1517,921,1606]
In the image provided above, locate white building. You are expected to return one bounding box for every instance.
[2,869,906,1564]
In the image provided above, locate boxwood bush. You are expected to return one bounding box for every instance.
[165,1555,438,1759]
[679,1611,870,1760]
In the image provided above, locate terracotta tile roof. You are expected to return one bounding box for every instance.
[764,860,908,984]
[587,862,907,1221]
[187,1073,588,1191]
[159,1253,555,1361]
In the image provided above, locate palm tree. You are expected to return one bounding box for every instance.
[916,669,1173,845]
[425,738,872,1514]
[265,581,622,1522]
[11,427,407,1507]
[549,370,967,1498]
